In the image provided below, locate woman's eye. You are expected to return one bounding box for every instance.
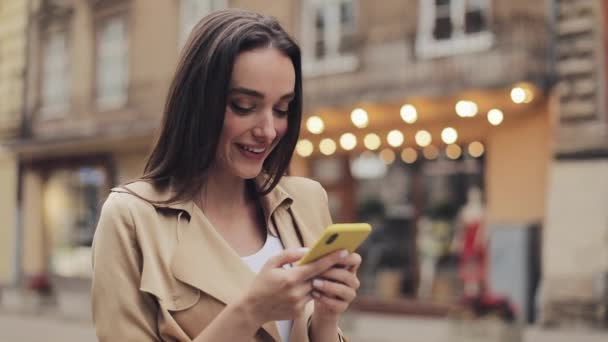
[274,108,289,117]
[230,102,255,113]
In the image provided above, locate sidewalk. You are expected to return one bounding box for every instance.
[0,286,91,323]
[341,313,608,342]
[0,311,96,342]
[2,288,608,341]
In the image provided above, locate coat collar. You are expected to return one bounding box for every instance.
[111,176,308,342]
[112,175,293,228]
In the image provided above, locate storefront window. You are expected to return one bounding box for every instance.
[44,166,109,278]
[350,152,485,302]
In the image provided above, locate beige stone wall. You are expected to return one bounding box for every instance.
[113,148,148,184]
[0,0,27,139]
[21,170,46,277]
[544,160,608,280]
[486,108,552,224]
[0,0,27,284]
[0,150,17,284]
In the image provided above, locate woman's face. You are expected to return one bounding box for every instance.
[215,47,295,180]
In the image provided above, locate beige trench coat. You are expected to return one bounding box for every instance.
[91,176,347,341]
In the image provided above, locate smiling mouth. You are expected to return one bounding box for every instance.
[238,144,267,155]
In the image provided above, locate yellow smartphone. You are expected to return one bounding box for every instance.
[296,223,372,265]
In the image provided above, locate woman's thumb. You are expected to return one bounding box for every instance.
[265,248,310,269]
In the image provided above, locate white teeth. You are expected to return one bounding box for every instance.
[242,145,266,154]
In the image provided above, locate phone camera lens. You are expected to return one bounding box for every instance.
[325,233,338,245]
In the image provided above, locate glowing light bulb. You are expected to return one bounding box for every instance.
[488,109,504,126]
[400,104,418,124]
[295,139,313,157]
[351,108,369,128]
[441,127,458,144]
[306,116,325,134]
[387,130,404,147]
[364,133,381,150]
[319,138,336,155]
[415,130,432,147]
[401,148,417,164]
[339,133,357,151]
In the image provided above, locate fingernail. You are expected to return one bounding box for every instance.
[312,291,321,299]
[313,279,324,288]
[339,250,349,259]
[298,247,310,253]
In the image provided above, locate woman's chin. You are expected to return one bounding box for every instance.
[235,167,263,180]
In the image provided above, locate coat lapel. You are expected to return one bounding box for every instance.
[170,206,282,341]
[118,178,315,341]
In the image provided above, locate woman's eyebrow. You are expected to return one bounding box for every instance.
[230,86,294,101]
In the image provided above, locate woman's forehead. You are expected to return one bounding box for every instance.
[230,48,295,98]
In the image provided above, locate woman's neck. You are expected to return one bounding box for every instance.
[198,168,253,215]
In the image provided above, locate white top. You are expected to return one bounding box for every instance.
[242,234,293,342]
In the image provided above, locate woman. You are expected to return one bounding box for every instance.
[91,8,360,342]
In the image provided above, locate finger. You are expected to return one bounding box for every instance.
[312,278,357,302]
[347,253,362,273]
[264,248,310,269]
[286,283,315,307]
[325,253,361,271]
[295,249,349,280]
[319,268,360,289]
[314,293,350,313]
[293,281,314,297]
[334,253,361,269]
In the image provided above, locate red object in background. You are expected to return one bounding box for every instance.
[460,292,517,322]
[26,274,53,296]
[458,221,487,290]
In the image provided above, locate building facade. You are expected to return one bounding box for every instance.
[11,0,605,324]
[294,0,552,317]
[16,0,220,281]
[12,0,300,289]
[540,0,608,325]
[0,0,28,285]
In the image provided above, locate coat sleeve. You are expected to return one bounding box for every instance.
[91,193,161,341]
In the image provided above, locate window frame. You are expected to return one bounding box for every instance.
[40,27,70,118]
[300,0,359,77]
[93,5,130,112]
[416,0,494,59]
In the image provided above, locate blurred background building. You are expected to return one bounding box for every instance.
[0,0,607,337]
[0,0,27,289]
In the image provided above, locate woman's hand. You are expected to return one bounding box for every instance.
[311,252,362,321]
[239,248,350,326]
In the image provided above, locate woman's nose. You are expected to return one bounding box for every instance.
[253,111,277,142]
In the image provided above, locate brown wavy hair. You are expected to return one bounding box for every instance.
[142,8,302,202]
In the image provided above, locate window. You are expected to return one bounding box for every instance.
[96,15,128,110]
[45,165,109,278]
[41,30,69,117]
[416,0,493,59]
[352,154,485,301]
[179,0,226,48]
[302,0,358,76]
